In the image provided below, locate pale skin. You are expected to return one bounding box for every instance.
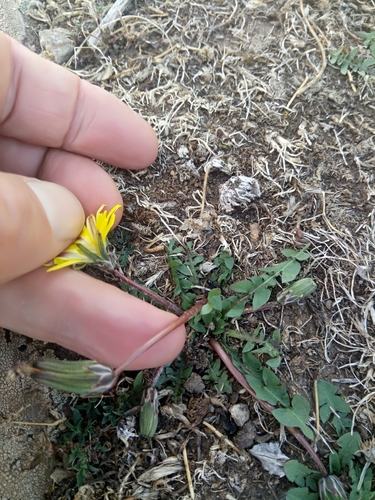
[0,31,185,369]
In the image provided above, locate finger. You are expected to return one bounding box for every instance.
[0,171,85,284]
[0,31,158,170]
[0,138,123,216]
[0,267,186,369]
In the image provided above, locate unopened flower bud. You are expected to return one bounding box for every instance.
[139,387,159,438]
[277,278,316,305]
[318,475,348,500]
[7,358,116,397]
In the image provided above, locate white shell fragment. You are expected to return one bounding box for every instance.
[117,416,138,446]
[219,175,261,213]
[205,157,232,174]
[249,442,290,477]
[230,403,250,427]
[177,145,190,159]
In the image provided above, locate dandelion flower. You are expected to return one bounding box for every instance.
[47,204,121,271]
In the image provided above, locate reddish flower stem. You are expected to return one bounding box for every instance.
[114,300,207,378]
[111,268,183,316]
[209,338,328,477]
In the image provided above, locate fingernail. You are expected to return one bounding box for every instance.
[27,179,85,241]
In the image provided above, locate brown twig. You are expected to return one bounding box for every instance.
[110,267,183,316]
[209,338,328,477]
[114,300,207,377]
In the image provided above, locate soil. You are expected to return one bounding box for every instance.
[6,0,375,499]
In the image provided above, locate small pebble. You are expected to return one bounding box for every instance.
[230,403,250,427]
[184,372,205,394]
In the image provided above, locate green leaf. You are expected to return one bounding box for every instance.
[246,368,289,407]
[223,255,234,269]
[230,280,255,293]
[317,380,350,423]
[337,432,361,468]
[266,356,281,368]
[286,488,319,500]
[168,259,182,269]
[281,248,300,258]
[281,260,301,283]
[177,264,193,276]
[272,395,314,440]
[253,287,271,310]
[225,301,245,318]
[284,460,321,489]
[179,278,194,290]
[273,329,281,343]
[201,302,213,315]
[208,289,222,311]
[242,351,263,379]
[329,452,341,476]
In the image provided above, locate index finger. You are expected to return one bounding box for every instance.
[0,31,158,169]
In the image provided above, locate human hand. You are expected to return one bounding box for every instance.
[0,31,185,369]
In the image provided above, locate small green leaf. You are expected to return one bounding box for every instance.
[281,248,300,258]
[284,460,321,488]
[242,351,263,379]
[225,301,245,318]
[317,381,350,423]
[281,260,301,283]
[168,259,182,269]
[272,395,314,440]
[337,432,361,468]
[253,287,271,310]
[329,452,341,476]
[201,303,213,315]
[230,280,255,293]
[224,255,234,269]
[208,289,222,311]
[266,356,281,368]
[286,488,319,500]
[246,369,289,407]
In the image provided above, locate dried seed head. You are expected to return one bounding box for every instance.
[7,358,116,397]
[139,387,159,438]
[361,437,375,463]
[277,278,316,305]
[318,475,348,500]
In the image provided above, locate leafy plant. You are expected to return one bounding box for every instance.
[280,381,371,499]
[167,240,203,309]
[228,326,282,368]
[203,356,232,394]
[156,357,193,402]
[58,371,144,485]
[108,226,135,267]
[187,246,315,338]
[330,32,375,76]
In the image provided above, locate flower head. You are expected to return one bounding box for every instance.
[318,475,348,500]
[47,204,121,271]
[7,358,116,396]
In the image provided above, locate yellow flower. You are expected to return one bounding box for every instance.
[46,204,122,271]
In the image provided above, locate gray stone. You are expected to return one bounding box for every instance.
[39,28,75,65]
[184,372,205,394]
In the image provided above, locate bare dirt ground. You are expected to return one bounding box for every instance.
[2,0,375,499]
